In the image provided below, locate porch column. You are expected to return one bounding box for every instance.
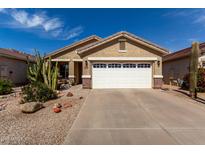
[68,60,75,84]
[153,59,163,89]
[82,59,92,89]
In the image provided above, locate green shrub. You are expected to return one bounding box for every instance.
[181,68,205,92]
[0,79,13,95]
[22,82,57,103]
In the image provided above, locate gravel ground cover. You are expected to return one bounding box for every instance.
[0,85,90,145]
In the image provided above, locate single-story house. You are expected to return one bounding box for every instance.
[163,42,205,84]
[0,48,35,85]
[46,31,169,89]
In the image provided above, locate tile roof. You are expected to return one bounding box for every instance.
[0,48,35,62]
[163,42,205,62]
[45,35,101,58]
[77,31,169,54]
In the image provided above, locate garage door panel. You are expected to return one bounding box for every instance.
[92,63,152,89]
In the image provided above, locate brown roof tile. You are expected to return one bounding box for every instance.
[0,48,35,62]
[163,42,205,62]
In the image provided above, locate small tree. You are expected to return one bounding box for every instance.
[189,42,200,98]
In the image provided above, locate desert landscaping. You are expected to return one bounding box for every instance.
[0,85,90,144]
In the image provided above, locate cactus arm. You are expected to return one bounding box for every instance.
[48,57,51,88]
[42,62,48,86]
[190,42,200,98]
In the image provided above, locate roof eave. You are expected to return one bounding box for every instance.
[45,35,101,58]
[77,32,169,55]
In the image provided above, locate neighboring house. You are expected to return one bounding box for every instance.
[0,48,35,85]
[163,43,205,84]
[46,31,168,89]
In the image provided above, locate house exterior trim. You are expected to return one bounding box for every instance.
[68,75,75,78]
[77,31,169,55]
[87,57,158,61]
[153,75,163,78]
[51,59,70,62]
[82,75,91,78]
[73,59,83,62]
[45,35,101,58]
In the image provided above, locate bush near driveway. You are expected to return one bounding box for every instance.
[22,82,57,103]
[181,68,205,92]
[0,79,13,95]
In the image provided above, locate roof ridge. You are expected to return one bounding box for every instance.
[77,31,169,54]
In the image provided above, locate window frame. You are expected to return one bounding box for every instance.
[93,63,107,68]
[137,63,151,68]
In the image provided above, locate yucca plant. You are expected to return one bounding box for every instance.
[189,42,200,98]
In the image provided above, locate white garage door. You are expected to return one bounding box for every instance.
[92,63,152,89]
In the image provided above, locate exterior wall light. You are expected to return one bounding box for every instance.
[85,60,88,68]
[157,60,160,67]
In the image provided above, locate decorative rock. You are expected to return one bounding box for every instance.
[63,102,73,108]
[20,102,43,113]
[67,92,73,97]
[0,103,7,111]
[56,90,60,94]
[19,99,26,104]
[53,103,62,108]
[79,96,83,99]
[53,107,61,113]
[60,84,70,90]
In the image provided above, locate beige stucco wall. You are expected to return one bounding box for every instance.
[50,39,98,76]
[162,57,190,84]
[0,57,28,85]
[81,38,163,76]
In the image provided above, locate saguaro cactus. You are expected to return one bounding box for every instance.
[189,42,200,98]
[42,57,58,90]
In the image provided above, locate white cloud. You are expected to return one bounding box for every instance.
[50,29,63,37]
[65,26,84,40]
[0,8,83,40]
[164,9,205,25]
[43,18,62,31]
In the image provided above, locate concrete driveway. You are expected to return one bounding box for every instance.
[64,89,205,144]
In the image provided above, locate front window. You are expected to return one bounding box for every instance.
[59,63,69,79]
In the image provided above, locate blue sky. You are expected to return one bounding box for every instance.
[0,8,205,55]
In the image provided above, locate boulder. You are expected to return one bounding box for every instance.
[53,107,61,113]
[53,103,62,108]
[63,101,73,108]
[67,92,73,97]
[20,102,43,113]
[79,96,83,99]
